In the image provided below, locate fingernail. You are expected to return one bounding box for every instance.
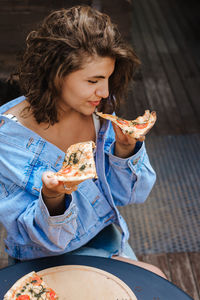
[51,179,58,185]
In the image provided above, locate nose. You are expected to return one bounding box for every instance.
[96,81,109,99]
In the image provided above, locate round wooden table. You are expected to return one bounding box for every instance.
[0,254,193,299]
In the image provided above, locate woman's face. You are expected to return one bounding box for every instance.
[58,56,115,115]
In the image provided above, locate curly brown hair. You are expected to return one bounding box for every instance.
[19,5,140,125]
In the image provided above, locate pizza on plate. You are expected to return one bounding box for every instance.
[53,141,97,182]
[4,271,59,300]
[96,110,156,139]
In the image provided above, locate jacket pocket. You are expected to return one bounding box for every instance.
[78,179,113,218]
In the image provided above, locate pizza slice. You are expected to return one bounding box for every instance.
[4,271,59,299]
[53,140,97,182]
[96,110,156,139]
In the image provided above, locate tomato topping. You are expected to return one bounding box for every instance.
[135,123,148,129]
[17,295,30,300]
[60,167,72,174]
[117,119,129,126]
[48,288,57,300]
[31,274,42,285]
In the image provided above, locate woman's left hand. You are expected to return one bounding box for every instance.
[112,123,145,158]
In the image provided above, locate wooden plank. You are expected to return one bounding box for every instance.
[188,252,200,298]
[123,81,151,120]
[138,253,171,281]
[101,0,133,42]
[0,224,8,270]
[132,1,184,135]
[155,0,200,122]
[138,0,200,133]
[0,0,29,11]
[104,0,162,135]
[138,252,200,299]
[157,0,200,76]
[129,18,160,122]
[0,0,92,53]
[0,258,8,269]
[168,252,199,300]
[132,8,175,135]
[168,0,200,71]
[0,12,46,53]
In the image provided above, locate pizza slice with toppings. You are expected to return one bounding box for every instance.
[54,140,97,182]
[4,271,58,299]
[96,110,156,139]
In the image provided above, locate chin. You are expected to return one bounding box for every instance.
[85,111,95,116]
[82,108,96,116]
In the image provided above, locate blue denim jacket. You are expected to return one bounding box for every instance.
[0,96,156,260]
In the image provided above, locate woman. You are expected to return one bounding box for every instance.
[0,6,165,278]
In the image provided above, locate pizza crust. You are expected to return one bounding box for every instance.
[4,271,59,299]
[54,173,96,182]
[4,271,35,299]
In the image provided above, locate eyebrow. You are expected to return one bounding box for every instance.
[88,75,105,79]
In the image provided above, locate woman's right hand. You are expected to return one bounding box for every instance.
[41,171,78,215]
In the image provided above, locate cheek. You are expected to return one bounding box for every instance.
[62,86,78,101]
[77,87,94,100]
[62,82,94,102]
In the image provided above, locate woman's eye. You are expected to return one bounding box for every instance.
[88,80,98,84]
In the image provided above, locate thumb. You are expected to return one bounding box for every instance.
[42,171,59,188]
[138,136,145,142]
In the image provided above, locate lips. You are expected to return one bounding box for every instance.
[89,101,100,106]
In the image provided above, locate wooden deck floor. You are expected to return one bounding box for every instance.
[114,0,200,135]
[138,252,200,300]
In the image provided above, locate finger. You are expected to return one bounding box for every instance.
[42,171,59,188]
[72,185,78,192]
[138,136,145,142]
[63,183,78,194]
[42,171,55,179]
[113,123,136,140]
[63,180,83,186]
[112,123,129,140]
[112,123,123,136]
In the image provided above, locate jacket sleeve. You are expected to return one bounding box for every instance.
[104,123,156,206]
[20,191,78,251]
[0,180,78,252]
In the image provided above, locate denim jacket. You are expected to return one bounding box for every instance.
[0,96,156,260]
